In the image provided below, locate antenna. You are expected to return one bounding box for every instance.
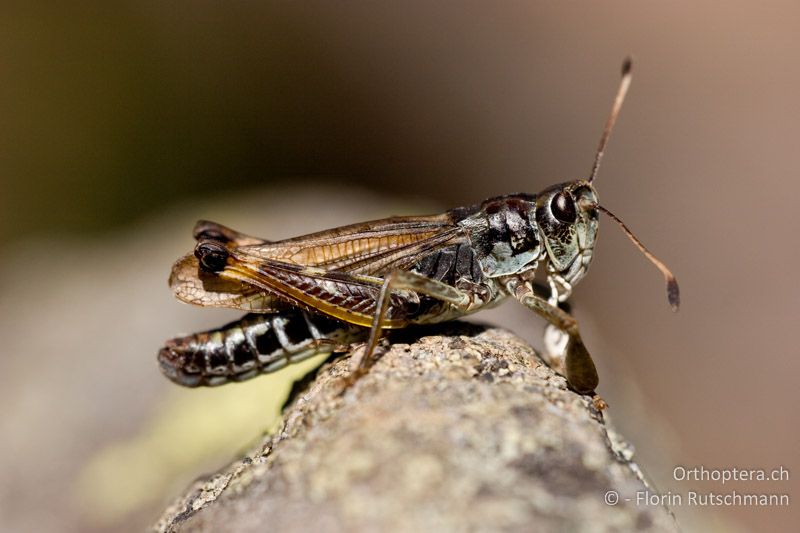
[588,58,633,183]
[592,203,680,311]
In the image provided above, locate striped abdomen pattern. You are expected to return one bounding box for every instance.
[158,310,367,387]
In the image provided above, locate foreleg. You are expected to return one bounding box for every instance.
[505,278,599,394]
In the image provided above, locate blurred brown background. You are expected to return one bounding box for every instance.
[1,2,797,532]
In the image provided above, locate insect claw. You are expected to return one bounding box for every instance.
[348,345,368,375]
[337,348,380,396]
[592,395,609,411]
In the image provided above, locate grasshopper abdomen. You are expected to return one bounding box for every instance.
[159,311,366,387]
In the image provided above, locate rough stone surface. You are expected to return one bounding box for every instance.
[154,324,678,533]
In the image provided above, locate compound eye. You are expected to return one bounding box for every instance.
[550,191,577,224]
[195,240,229,272]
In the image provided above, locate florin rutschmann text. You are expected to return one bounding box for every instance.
[603,466,790,508]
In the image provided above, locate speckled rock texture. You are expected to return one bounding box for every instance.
[154,324,678,533]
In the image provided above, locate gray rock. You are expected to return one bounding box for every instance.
[155,324,678,533]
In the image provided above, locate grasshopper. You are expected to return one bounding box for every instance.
[159,59,679,397]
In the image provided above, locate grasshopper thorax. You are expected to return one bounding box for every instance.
[457,181,599,300]
[456,193,541,278]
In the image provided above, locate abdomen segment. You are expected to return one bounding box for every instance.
[158,310,366,387]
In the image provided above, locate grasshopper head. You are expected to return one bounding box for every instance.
[535,180,599,298]
[532,58,678,310]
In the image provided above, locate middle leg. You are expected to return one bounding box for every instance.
[349,269,473,380]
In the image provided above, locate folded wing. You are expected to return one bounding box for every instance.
[170,214,468,317]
